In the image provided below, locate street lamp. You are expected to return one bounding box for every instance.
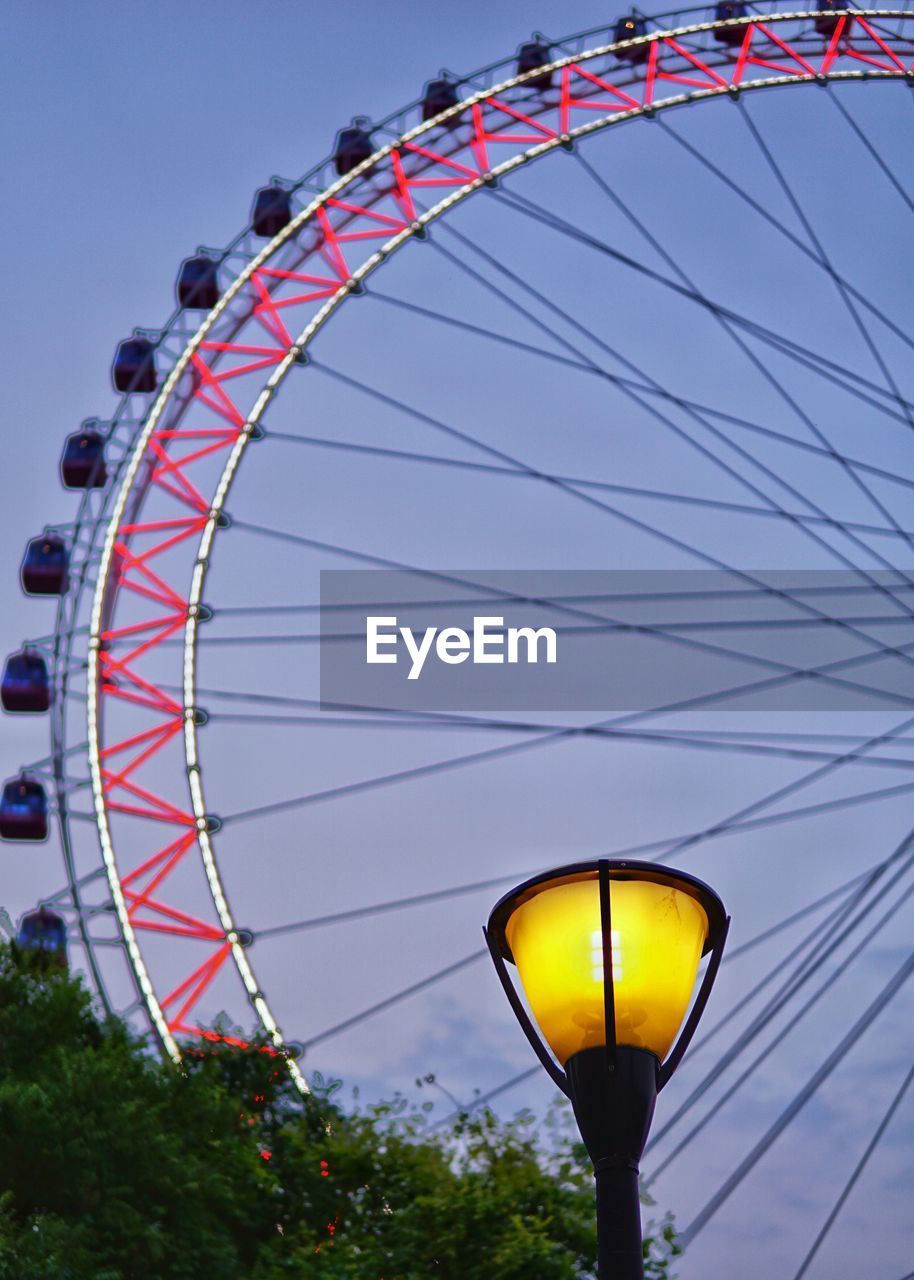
[485,858,729,1280]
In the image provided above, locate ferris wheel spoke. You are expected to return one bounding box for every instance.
[688,865,891,1062]
[314,354,914,509]
[645,841,914,1176]
[222,517,914,711]
[211,579,914,620]
[221,735,555,825]
[226,774,914,874]
[300,949,487,1053]
[654,108,914,357]
[738,92,914,394]
[430,1066,541,1129]
[724,864,887,964]
[254,848,885,956]
[678,948,914,1246]
[571,142,914,559]
[649,903,914,1196]
[662,713,914,865]
[402,188,912,588]
[181,611,914,642]
[254,871,526,940]
[473,191,914,573]
[261,425,914,540]
[328,301,914,646]
[491,179,914,399]
[571,146,914,418]
[182,679,914,748]
[204,711,914,775]
[425,213,914,595]
[734,100,914,550]
[827,88,914,215]
[791,1060,914,1280]
[369,287,608,380]
[315,314,911,488]
[414,234,914,664]
[686,880,870,1059]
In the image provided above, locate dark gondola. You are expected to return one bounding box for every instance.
[0,774,49,842]
[112,337,158,394]
[813,0,847,36]
[251,186,293,239]
[421,78,460,124]
[714,1,749,45]
[1,650,50,713]
[176,254,220,309]
[16,907,67,966]
[20,534,69,596]
[61,427,107,489]
[613,14,651,63]
[334,126,374,177]
[517,40,554,91]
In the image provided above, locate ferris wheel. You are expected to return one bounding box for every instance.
[4,4,914,1274]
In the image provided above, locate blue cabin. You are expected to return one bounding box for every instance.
[714,1,748,43]
[0,774,49,842]
[20,534,69,596]
[613,14,651,62]
[813,0,845,35]
[112,337,157,394]
[16,907,67,965]
[61,427,107,489]
[252,187,292,239]
[177,255,220,309]
[1,650,50,713]
[334,126,373,177]
[421,79,459,123]
[517,40,553,90]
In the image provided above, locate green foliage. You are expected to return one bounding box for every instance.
[0,944,679,1278]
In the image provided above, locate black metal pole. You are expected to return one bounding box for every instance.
[594,1158,644,1279]
[566,1046,656,1280]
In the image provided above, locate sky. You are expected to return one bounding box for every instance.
[1,4,914,1278]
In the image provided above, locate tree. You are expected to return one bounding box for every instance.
[0,943,680,1278]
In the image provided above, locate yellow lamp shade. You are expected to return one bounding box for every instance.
[499,866,714,1066]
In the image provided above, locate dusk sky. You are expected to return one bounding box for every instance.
[2,4,913,1277]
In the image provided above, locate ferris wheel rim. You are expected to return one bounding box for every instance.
[64,6,914,1088]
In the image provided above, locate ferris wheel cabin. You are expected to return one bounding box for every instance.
[112,337,158,395]
[516,40,553,90]
[613,14,651,61]
[1,650,50,713]
[334,126,374,176]
[20,534,70,597]
[252,186,293,239]
[422,78,460,123]
[15,907,67,965]
[0,774,49,842]
[713,2,749,43]
[176,254,221,309]
[60,427,107,489]
[814,0,846,34]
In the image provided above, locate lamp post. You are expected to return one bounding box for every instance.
[485,858,729,1280]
